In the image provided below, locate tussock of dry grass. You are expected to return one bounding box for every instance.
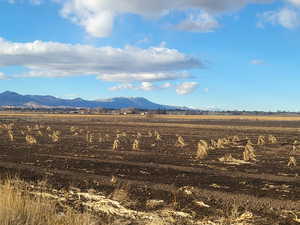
[0,179,94,225]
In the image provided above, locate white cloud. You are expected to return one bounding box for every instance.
[98,72,191,82]
[176,82,199,95]
[0,72,7,80]
[56,0,273,37]
[7,0,43,4]
[0,38,201,82]
[109,81,198,95]
[257,7,300,29]
[109,82,173,92]
[109,83,134,91]
[286,0,300,7]
[175,12,220,32]
[250,59,265,64]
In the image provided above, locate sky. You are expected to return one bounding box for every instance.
[0,0,299,111]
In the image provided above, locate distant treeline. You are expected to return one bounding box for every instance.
[0,107,299,116]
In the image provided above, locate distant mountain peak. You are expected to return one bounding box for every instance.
[0,91,184,110]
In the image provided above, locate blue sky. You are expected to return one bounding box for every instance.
[0,0,299,111]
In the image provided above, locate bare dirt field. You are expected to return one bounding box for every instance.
[0,113,299,225]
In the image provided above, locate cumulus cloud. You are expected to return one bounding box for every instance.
[0,37,201,82]
[257,7,300,29]
[176,82,199,95]
[175,12,220,32]
[56,0,273,37]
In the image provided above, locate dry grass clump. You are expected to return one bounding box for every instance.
[0,179,94,225]
[243,143,256,161]
[49,130,60,143]
[112,139,120,151]
[132,139,140,150]
[287,156,297,167]
[210,139,218,150]
[86,131,94,144]
[216,138,225,149]
[8,130,14,142]
[257,135,265,145]
[290,144,298,155]
[196,140,208,159]
[268,135,277,144]
[25,135,37,145]
[175,135,185,148]
[154,130,161,141]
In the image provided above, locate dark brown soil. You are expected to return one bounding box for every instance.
[0,115,299,224]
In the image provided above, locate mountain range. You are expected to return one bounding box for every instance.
[0,91,186,110]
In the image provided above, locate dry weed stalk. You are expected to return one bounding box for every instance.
[196,140,208,159]
[26,135,37,145]
[287,156,297,167]
[132,139,140,150]
[243,143,256,161]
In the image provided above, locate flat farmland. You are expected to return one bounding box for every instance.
[0,113,299,225]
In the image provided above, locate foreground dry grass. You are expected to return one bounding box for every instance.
[0,179,95,225]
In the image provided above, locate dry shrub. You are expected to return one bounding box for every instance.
[196,140,208,159]
[0,179,94,225]
[25,135,37,145]
[243,143,256,161]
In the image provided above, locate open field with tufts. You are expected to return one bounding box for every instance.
[0,113,299,225]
